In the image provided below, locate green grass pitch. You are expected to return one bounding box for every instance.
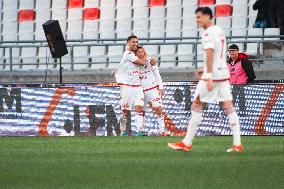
[0,136,283,189]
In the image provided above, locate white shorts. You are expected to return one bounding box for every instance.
[194,80,233,103]
[120,85,144,110]
[144,87,162,108]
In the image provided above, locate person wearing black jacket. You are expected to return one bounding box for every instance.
[227,44,256,115]
[253,0,269,28]
[267,0,284,39]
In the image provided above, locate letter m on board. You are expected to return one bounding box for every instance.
[0,88,22,112]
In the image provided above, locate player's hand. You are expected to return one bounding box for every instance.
[206,79,213,91]
[158,89,165,97]
[195,68,203,80]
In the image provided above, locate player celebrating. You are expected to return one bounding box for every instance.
[168,7,242,152]
[135,45,167,135]
[113,35,147,136]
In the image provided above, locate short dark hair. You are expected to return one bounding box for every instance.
[127,35,137,42]
[228,44,239,51]
[195,7,213,19]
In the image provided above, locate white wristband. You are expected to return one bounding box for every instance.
[201,73,213,80]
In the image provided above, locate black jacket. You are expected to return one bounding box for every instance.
[253,0,269,23]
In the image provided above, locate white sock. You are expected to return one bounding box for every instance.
[157,115,165,133]
[119,116,127,132]
[227,111,241,146]
[135,112,145,132]
[183,110,203,146]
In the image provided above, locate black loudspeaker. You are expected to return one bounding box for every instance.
[42,20,68,58]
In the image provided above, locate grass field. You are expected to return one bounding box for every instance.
[0,136,283,189]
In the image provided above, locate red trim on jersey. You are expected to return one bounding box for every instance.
[117,83,141,87]
[143,85,159,92]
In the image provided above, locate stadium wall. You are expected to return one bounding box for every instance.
[0,82,283,136]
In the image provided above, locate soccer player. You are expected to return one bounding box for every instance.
[135,45,167,135]
[113,35,147,136]
[168,7,242,152]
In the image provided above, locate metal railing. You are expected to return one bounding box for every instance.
[0,35,283,73]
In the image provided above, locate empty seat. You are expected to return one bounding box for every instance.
[264,28,280,41]
[166,29,181,38]
[149,0,166,7]
[167,0,182,6]
[100,7,115,19]
[19,0,34,9]
[116,30,132,39]
[99,31,116,39]
[232,16,247,28]
[133,18,148,31]
[246,28,263,55]
[232,3,248,16]
[159,45,176,67]
[19,22,34,33]
[99,19,115,31]
[132,30,148,39]
[177,44,194,68]
[230,28,247,52]
[73,46,89,69]
[216,17,231,29]
[84,20,99,31]
[52,0,67,9]
[52,8,67,20]
[68,0,84,8]
[143,45,159,59]
[18,10,36,22]
[68,8,83,20]
[182,28,199,39]
[68,19,83,31]
[133,7,149,18]
[166,18,181,30]
[90,46,107,68]
[100,0,115,7]
[36,9,51,21]
[116,7,132,19]
[67,31,82,39]
[36,0,51,9]
[215,4,233,17]
[199,0,216,6]
[183,0,198,5]
[83,8,100,20]
[84,0,99,8]
[133,0,148,7]
[21,47,38,70]
[83,31,99,39]
[3,22,18,35]
[117,0,132,7]
[150,7,165,18]
[216,0,231,4]
[166,6,182,18]
[183,5,198,17]
[150,18,165,30]
[3,10,18,22]
[108,46,124,68]
[149,30,165,41]
[3,0,18,10]
[182,16,198,29]
[116,18,132,31]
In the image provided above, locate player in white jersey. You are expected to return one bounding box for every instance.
[135,45,167,135]
[168,7,242,152]
[113,35,147,136]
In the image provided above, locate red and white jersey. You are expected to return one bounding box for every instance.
[139,57,162,91]
[115,50,141,86]
[202,25,230,80]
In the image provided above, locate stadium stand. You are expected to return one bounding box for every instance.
[0,0,283,83]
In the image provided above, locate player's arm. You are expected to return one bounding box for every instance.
[151,58,165,96]
[133,57,146,66]
[203,48,214,91]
